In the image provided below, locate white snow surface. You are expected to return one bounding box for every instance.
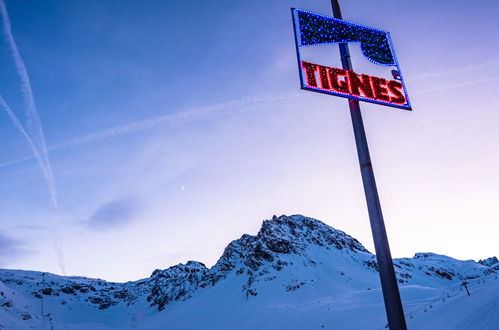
[0,215,497,329]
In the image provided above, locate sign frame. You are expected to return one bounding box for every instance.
[291,8,412,110]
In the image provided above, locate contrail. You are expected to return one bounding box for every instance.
[0,154,33,168]
[0,96,65,272]
[412,76,499,95]
[0,92,301,169]
[52,93,300,150]
[0,0,65,274]
[0,96,44,176]
[0,92,301,168]
[406,59,499,82]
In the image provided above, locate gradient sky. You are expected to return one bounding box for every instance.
[0,0,498,282]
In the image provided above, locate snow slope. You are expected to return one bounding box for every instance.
[0,215,497,329]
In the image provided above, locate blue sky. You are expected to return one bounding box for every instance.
[0,0,498,282]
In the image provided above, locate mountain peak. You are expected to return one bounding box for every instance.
[1,214,497,328]
[478,256,499,270]
[150,261,207,278]
[214,214,370,273]
[258,214,370,254]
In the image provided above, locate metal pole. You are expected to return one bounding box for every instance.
[330,1,408,329]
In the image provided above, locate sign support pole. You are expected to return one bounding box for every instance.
[330,1,408,329]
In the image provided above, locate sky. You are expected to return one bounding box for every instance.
[0,0,498,282]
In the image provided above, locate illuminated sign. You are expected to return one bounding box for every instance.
[291,8,411,110]
[301,61,406,105]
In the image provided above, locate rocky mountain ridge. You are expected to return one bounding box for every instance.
[0,214,497,329]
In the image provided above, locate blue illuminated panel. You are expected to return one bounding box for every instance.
[291,8,412,110]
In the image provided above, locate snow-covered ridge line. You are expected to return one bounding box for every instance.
[0,214,497,329]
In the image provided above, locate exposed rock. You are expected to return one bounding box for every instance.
[0,214,495,319]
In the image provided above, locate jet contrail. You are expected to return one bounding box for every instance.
[0,96,45,176]
[406,59,499,82]
[0,0,65,274]
[1,96,36,148]
[0,92,300,169]
[412,76,499,95]
[52,93,300,150]
[0,96,65,272]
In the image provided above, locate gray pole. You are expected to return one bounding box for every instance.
[330,1,408,329]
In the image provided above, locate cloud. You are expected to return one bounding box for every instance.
[0,232,30,266]
[0,0,65,274]
[407,59,499,82]
[0,92,300,169]
[51,93,299,149]
[86,198,140,230]
[412,76,499,95]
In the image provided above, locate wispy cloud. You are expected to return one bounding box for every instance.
[0,92,300,168]
[0,231,30,266]
[407,59,499,82]
[0,96,43,166]
[52,93,299,149]
[0,0,65,273]
[412,76,499,95]
[85,198,140,231]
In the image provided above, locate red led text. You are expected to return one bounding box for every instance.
[301,61,406,105]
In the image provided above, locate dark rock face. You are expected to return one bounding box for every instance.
[363,259,379,272]
[142,215,375,310]
[258,215,369,254]
[89,296,116,310]
[215,215,369,274]
[1,214,496,318]
[147,261,209,311]
[478,257,499,270]
[41,287,54,295]
[432,268,454,280]
[1,300,13,308]
[207,215,374,298]
[393,253,496,284]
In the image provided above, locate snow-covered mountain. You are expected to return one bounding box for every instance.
[1,215,498,329]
